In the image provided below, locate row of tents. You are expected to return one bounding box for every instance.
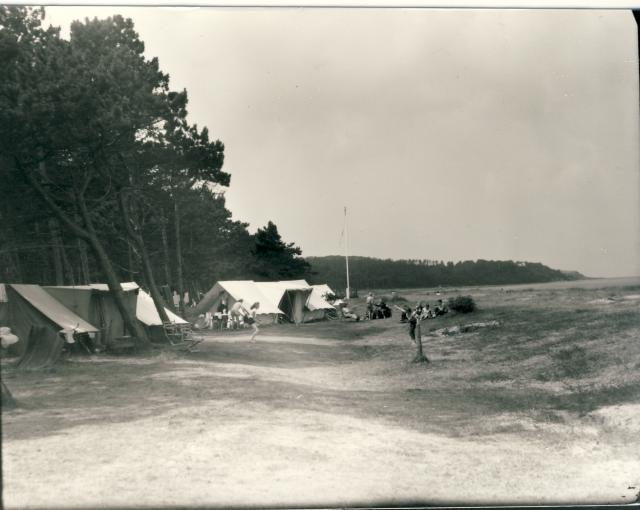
[0,279,337,358]
[194,280,336,324]
[0,282,186,358]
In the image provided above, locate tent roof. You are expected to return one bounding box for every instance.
[10,284,98,334]
[260,280,334,311]
[308,284,336,311]
[50,282,139,292]
[136,289,187,326]
[216,281,283,315]
[254,281,312,309]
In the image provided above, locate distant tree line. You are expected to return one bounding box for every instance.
[307,256,584,291]
[0,7,309,345]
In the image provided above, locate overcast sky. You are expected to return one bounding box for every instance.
[44,7,639,278]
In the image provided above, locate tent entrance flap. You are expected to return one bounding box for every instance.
[278,288,312,324]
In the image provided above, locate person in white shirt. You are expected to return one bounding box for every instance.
[365,292,375,319]
[229,299,247,329]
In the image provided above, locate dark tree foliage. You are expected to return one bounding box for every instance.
[0,8,312,328]
[252,222,311,281]
[163,186,255,291]
[307,256,584,291]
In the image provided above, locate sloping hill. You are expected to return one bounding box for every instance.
[307,256,585,291]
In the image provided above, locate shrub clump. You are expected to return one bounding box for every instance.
[448,295,476,313]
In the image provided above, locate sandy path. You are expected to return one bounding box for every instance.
[3,312,640,509]
[3,398,639,509]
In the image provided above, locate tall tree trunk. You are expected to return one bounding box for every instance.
[10,248,23,282]
[77,237,91,284]
[75,213,91,285]
[60,239,75,286]
[22,161,149,346]
[127,243,136,282]
[139,246,169,323]
[77,192,149,346]
[34,222,50,284]
[48,218,64,285]
[174,197,185,316]
[119,191,170,324]
[1,381,17,410]
[160,213,172,290]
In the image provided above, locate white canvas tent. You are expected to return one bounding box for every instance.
[194,281,283,323]
[195,279,336,325]
[281,280,336,322]
[306,283,337,321]
[43,282,139,345]
[135,289,188,342]
[136,289,187,326]
[10,284,98,336]
[254,281,312,324]
[1,284,99,358]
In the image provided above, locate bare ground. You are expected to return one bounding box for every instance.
[2,280,640,508]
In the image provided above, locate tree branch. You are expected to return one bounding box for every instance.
[17,157,90,241]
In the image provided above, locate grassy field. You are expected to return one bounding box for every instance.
[2,278,639,508]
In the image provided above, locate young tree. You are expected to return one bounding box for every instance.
[252,221,311,280]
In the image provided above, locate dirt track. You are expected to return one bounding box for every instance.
[2,281,640,508]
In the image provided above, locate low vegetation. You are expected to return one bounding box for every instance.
[448,295,477,313]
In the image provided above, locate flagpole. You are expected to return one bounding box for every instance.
[344,206,350,299]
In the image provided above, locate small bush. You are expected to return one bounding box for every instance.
[448,295,476,313]
[322,292,337,303]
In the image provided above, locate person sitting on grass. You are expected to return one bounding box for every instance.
[340,302,360,321]
[434,299,448,316]
[379,301,392,318]
[421,304,435,319]
[193,314,211,330]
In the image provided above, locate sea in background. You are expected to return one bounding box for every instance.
[487,276,640,291]
[388,276,640,294]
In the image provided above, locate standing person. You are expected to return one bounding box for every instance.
[229,299,246,330]
[408,302,425,341]
[247,302,260,342]
[215,295,228,329]
[217,295,228,314]
[408,307,418,342]
[365,292,375,320]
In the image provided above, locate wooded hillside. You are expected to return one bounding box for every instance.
[307,256,585,292]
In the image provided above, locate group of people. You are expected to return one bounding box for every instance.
[194,296,261,342]
[364,292,392,320]
[397,300,449,341]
